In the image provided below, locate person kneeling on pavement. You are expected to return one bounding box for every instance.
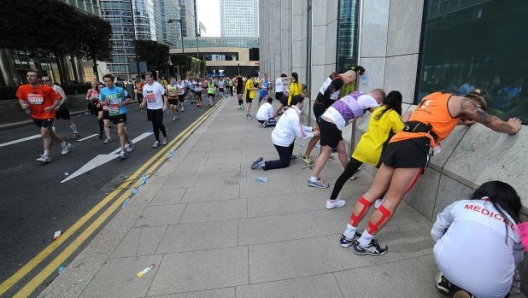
[256,96,277,127]
[251,95,318,170]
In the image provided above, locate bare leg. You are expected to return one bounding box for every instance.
[117,122,127,152]
[311,145,333,178]
[336,140,348,168]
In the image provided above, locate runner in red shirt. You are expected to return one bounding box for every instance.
[16,70,72,163]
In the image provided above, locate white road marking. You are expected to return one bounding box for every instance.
[77,134,98,142]
[0,135,41,148]
[61,132,153,183]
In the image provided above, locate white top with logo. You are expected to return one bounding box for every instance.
[143,82,166,110]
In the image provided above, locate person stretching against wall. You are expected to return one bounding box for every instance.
[339,90,522,256]
[307,89,385,189]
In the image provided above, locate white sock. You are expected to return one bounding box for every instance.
[44,150,50,156]
[358,230,374,247]
[61,141,67,147]
[310,176,318,181]
[70,124,78,133]
[343,224,357,239]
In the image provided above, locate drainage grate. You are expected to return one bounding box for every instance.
[100,174,129,192]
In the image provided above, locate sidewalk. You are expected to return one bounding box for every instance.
[38,96,497,297]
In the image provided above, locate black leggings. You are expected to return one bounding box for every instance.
[152,118,167,142]
[330,157,364,200]
[264,143,294,170]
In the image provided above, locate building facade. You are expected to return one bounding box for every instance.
[220,0,259,37]
[258,0,528,257]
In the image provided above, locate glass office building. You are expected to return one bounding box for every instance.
[220,0,259,37]
[417,0,528,121]
[336,0,360,70]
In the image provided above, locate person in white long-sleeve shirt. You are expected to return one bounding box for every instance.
[251,95,319,170]
[431,181,523,298]
[256,97,276,127]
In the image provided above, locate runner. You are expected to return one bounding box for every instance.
[206,77,217,108]
[193,79,203,107]
[99,73,134,159]
[244,74,258,119]
[340,90,521,256]
[86,81,104,139]
[16,70,71,163]
[307,89,385,189]
[258,73,271,106]
[255,96,276,128]
[42,76,80,139]
[176,76,186,112]
[166,77,179,121]
[140,72,168,148]
[234,73,245,110]
[134,76,144,105]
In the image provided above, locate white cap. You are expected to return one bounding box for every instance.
[357,95,380,110]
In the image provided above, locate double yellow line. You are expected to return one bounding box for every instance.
[1,100,223,297]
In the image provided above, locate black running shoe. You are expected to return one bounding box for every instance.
[251,157,263,169]
[339,232,361,248]
[353,239,387,256]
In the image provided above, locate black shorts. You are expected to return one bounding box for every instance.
[237,90,243,95]
[33,118,55,130]
[219,88,225,93]
[55,108,71,120]
[275,92,284,101]
[208,93,215,97]
[109,113,127,125]
[147,109,164,122]
[246,97,253,103]
[102,111,111,120]
[178,94,185,102]
[381,137,431,169]
[137,93,143,101]
[279,94,289,106]
[318,118,342,148]
[313,101,326,119]
[168,98,178,105]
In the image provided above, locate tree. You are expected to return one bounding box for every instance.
[78,13,113,79]
[135,40,170,73]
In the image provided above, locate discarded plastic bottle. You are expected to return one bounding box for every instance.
[167,150,175,159]
[255,176,268,183]
[140,175,148,185]
[131,187,138,194]
[122,198,131,209]
[511,269,522,294]
[58,266,65,274]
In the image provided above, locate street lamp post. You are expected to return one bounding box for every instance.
[196,33,200,59]
[168,19,184,53]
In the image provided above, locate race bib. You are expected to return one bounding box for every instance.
[28,93,44,105]
[146,93,156,103]
[168,90,176,97]
[109,104,120,116]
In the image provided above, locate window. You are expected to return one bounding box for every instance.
[417,0,528,122]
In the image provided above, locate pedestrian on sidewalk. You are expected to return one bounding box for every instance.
[327,91,408,210]
[307,89,385,189]
[431,181,523,298]
[275,72,305,118]
[274,73,288,108]
[302,66,365,165]
[100,73,134,159]
[251,96,318,171]
[245,74,258,119]
[16,70,72,163]
[340,90,522,256]
[234,73,245,110]
[140,71,168,148]
[42,76,81,139]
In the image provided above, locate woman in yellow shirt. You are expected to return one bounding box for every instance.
[287,72,305,105]
[326,91,408,210]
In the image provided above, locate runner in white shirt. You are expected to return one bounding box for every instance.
[431,181,523,298]
[176,77,186,112]
[255,97,276,127]
[250,96,318,170]
[140,72,168,148]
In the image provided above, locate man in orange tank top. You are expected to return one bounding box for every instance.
[338,91,522,256]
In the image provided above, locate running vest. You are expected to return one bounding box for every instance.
[208,82,215,94]
[166,85,177,98]
[390,92,459,145]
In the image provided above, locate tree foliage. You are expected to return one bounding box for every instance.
[135,40,170,72]
[0,0,112,61]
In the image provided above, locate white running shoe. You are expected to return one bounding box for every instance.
[126,141,134,152]
[152,141,160,148]
[374,198,385,209]
[36,155,51,163]
[61,143,71,155]
[326,198,346,209]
